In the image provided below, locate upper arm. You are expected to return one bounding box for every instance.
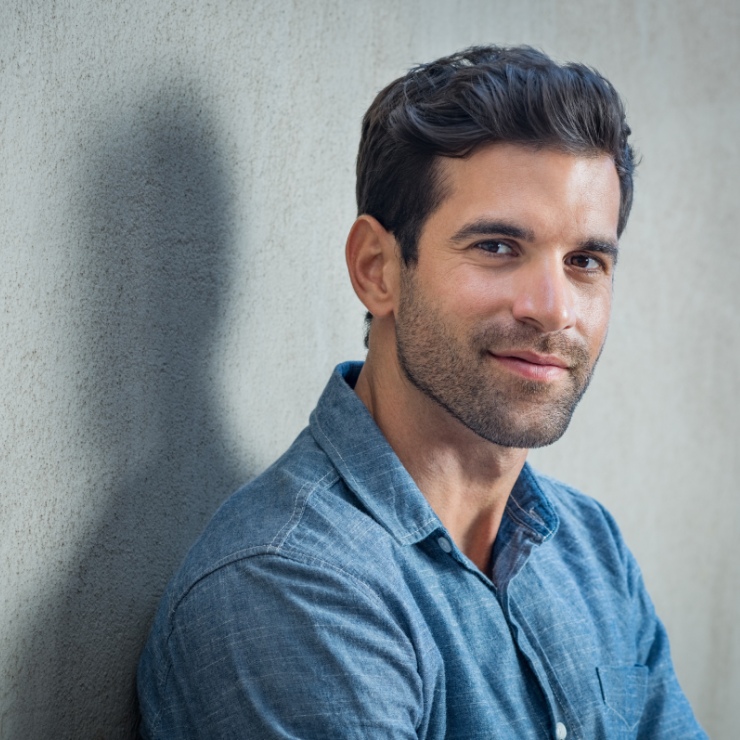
[138,554,426,739]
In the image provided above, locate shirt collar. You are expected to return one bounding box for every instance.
[309,362,440,545]
[309,362,559,550]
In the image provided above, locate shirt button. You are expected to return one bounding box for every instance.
[437,536,452,553]
[555,722,567,739]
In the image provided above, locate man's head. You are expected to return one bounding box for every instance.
[356,45,635,264]
[347,45,633,448]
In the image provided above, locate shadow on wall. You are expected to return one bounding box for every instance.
[11,88,249,738]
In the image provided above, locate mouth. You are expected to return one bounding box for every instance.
[488,350,571,382]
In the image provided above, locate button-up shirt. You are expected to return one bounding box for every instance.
[137,362,706,739]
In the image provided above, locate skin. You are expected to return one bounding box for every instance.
[345,143,621,573]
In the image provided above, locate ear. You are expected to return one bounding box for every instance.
[345,215,401,319]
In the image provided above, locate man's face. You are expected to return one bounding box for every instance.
[395,143,621,448]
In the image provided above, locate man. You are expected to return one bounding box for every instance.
[138,46,706,738]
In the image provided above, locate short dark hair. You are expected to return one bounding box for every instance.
[357,45,636,267]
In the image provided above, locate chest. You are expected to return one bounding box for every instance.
[402,539,646,739]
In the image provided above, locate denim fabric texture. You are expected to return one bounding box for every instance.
[137,362,706,739]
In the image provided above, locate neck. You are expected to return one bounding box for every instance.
[354,339,527,573]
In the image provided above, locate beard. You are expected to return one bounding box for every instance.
[395,269,601,449]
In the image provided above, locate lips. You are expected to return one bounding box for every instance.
[495,350,570,368]
[489,350,571,381]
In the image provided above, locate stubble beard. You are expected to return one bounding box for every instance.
[395,271,601,449]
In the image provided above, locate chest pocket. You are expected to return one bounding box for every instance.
[597,665,649,735]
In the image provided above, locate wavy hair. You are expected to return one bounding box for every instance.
[357,45,636,266]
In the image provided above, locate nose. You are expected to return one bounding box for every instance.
[510,256,576,333]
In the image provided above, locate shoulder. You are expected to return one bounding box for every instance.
[150,424,416,639]
[531,468,626,540]
[526,466,638,581]
[165,427,336,595]
[137,426,430,737]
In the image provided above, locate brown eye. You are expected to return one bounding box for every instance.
[569,254,603,270]
[476,240,515,255]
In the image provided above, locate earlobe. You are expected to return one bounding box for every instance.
[345,215,400,319]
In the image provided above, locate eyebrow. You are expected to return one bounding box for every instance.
[449,218,620,264]
[450,219,535,243]
[581,239,620,265]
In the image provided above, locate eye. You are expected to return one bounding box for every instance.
[475,240,516,256]
[568,253,606,271]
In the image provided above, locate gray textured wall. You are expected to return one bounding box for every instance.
[1,1,737,738]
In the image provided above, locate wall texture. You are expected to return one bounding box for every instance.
[1,1,737,737]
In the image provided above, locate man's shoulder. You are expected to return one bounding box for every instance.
[528,466,616,527]
[158,423,398,624]
[137,412,435,739]
[527,466,633,573]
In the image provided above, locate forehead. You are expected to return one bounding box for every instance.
[428,143,621,240]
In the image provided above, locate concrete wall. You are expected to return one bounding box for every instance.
[1,1,737,737]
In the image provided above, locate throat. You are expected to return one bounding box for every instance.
[410,452,524,574]
[441,498,507,574]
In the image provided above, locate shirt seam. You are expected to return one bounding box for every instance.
[268,468,339,550]
[167,468,341,623]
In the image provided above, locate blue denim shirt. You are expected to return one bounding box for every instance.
[138,362,706,739]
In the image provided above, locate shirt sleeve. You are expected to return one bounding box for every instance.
[137,553,427,739]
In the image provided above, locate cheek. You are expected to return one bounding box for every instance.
[577,287,612,349]
[441,268,512,316]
